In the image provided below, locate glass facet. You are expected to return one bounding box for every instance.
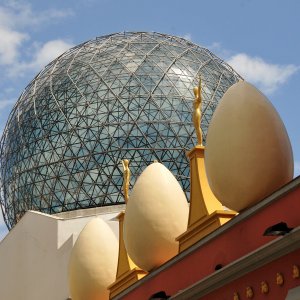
[0,32,241,229]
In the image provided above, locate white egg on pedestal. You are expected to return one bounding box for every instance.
[68,218,118,300]
[205,81,294,212]
[123,162,189,272]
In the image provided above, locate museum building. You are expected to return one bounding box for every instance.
[0,32,299,300]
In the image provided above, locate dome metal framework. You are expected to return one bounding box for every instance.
[0,32,241,229]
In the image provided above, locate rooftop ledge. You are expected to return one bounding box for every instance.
[113,175,300,300]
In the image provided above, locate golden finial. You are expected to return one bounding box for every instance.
[193,76,203,146]
[233,292,240,300]
[293,265,300,279]
[246,286,254,298]
[276,272,284,286]
[261,281,269,294]
[121,159,130,204]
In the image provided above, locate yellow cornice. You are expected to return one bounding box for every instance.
[177,146,236,252]
[109,211,147,299]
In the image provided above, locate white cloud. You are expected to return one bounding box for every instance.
[205,42,233,60]
[0,99,15,110]
[33,40,74,70]
[183,33,192,41]
[0,1,73,29]
[9,39,74,77]
[227,53,299,94]
[0,2,73,67]
[0,27,27,65]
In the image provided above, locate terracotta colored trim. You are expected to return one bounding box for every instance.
[112,176,300,300]
[170,226,300,299]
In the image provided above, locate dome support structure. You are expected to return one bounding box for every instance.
[0,31,242,230]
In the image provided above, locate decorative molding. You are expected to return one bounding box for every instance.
[109,211,147,299]
[169,226,300,299]
[177,145,235,252]
[276,272,284,286]
[112,177,300,300]
[292,265,299,279]
[260,281,269,294]
[246,286,254,298]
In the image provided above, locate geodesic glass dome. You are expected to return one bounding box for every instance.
[0,32,241,229]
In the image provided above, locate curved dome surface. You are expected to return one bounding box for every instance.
[0,32,241,229]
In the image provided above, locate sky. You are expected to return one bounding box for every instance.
[0,0,299,240]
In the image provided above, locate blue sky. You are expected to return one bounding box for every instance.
[0,0,300,240]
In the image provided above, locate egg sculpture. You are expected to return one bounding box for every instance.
[123,162,189,271]
[205,81,294,212]
[68,218,118,300]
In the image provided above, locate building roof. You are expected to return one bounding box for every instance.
[113,176,300,299]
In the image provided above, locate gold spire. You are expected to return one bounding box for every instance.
[114,212,137,277]
[108,212,147,299]
[176,80,236,252]
[121,159,130,204]
[193,77,203,146]
[109,160,147,298]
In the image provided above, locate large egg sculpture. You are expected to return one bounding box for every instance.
[123,162,189,271]
[68,218,118,300]
[205,81,293,212]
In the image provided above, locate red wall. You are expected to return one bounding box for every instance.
[204,249,300,300]
[121,183,300,299]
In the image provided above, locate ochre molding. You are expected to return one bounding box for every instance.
[109,211,147,299]
[170,226,300,300]
[177,145,236,252]
[112,178,300,300]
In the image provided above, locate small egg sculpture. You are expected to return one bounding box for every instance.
[205,81,293,212]
[68,218,118,300]
[123,162,189,271]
